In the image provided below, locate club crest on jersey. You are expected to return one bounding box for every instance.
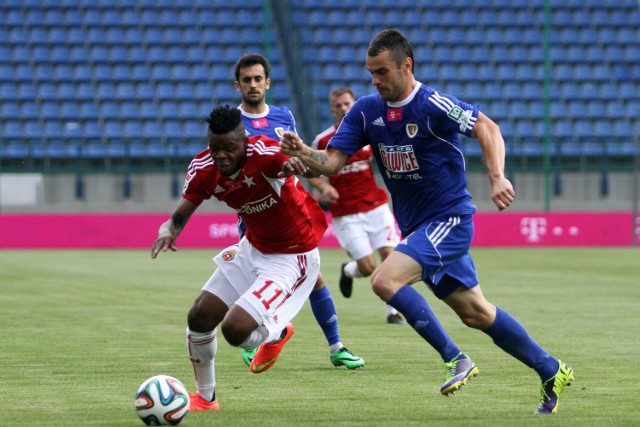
[274,127,285,139]
[387,108,402,121]
[221,249,237,261]
[378,143,419,173]
[252,118,269,129]
[406,123,418,138]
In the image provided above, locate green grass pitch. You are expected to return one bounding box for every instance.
[1,248,639,426]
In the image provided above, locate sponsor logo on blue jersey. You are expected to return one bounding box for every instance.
[378,143,419,173]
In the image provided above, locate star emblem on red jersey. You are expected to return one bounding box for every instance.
[242,175,255,187]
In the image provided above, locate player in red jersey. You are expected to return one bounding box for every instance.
[151,105,326,412]
[233,53,365,370]
[308,88,404,324]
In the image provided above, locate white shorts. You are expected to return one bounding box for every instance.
[332,203,400,261]
[202,237,320,342]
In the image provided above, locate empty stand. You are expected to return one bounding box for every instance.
[0,0,638,167]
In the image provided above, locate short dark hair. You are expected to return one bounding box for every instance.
[205,105,244,136]
[328,87,355,104]
[367,29,414,72]
[234,53,270,81]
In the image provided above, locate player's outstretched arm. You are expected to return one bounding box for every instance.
[279,131,348,178]
[472,112,516,211]
[151,198,199,259]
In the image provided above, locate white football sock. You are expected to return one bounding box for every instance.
[239,325,269,349]
[387,305,400,316]
[329,342,344,353]
[186,328,217,401]
[344,261,363,278]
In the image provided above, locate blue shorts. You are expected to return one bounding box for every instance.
[395,214,479,300]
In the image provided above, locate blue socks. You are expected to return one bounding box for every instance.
[309,285,340,346]
[484,307,559,381]
[388,285,461,362]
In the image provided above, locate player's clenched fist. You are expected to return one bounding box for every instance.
[280,156,309,178]
[279,131,306,157]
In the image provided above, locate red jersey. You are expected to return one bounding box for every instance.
[182,135,327,253]
[312,125,389,217]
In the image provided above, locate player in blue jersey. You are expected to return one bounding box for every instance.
[280,30,573,414]
[233,53,364,370]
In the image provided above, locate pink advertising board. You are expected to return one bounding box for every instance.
[0,212,636,249]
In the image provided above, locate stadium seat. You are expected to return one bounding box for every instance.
[100,102,119,119]
[1,120,23,139]
[57,101,79,120]
[40,101,59,119]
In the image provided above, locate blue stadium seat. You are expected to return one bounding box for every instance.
[84,140,108,158]
[60,101,80,119]
[1,120,23,139]
[159,101,179,118]
[2,140,30,158]
[122,120,142,138]
[175,82,195,99]
[43,120,64,139]
[9,42,31,63]
[103,120,122,140]
[364,10,385,27]
[24,120,43,140]
[36,82,57,100]
[142,120,162,139]
[139,101,160,119]
[145,140,169,158]
[178,101,200,119]
[0,101,20,120]
[184,121,203,138]
[46,140,70,158]
[40,101,59,119]
[118,101,138,119]
[76,101,97,120]
[503,82,523,100]
[170,64,190,81]
[155,82,175,100]
[29,27,49,44]
[612,121,632,138]
[566,101,586,118]
[100,101,119,119]
[511,101,529,118]
[586,101,606,118]
[573,119,593,140]
[593,120,613,138]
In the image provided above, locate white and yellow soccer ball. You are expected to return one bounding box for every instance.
[135,375,190,426]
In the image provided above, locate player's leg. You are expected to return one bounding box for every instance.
[368,206,404,324]
[186,241,257,411]
[371,250,464,365]
[444,283,573,413]
[186,268,235,411]
[333,213,371,298]
[233,245,320,374]
[374,216,478,395]
[308,273,365,369]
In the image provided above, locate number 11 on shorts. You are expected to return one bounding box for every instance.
[252,280,284,310]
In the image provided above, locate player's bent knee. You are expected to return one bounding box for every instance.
[220,321,248,347]
[187,305,214,332]
[456,310,493,330]
[370,276,395,302]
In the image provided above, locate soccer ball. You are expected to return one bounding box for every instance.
[135,375,190,426]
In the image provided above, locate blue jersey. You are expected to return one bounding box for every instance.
[328,82,478,236]
[237,104,300,237]
[239,104,298,140]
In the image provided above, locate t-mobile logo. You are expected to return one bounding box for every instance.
[521,217,547,242]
